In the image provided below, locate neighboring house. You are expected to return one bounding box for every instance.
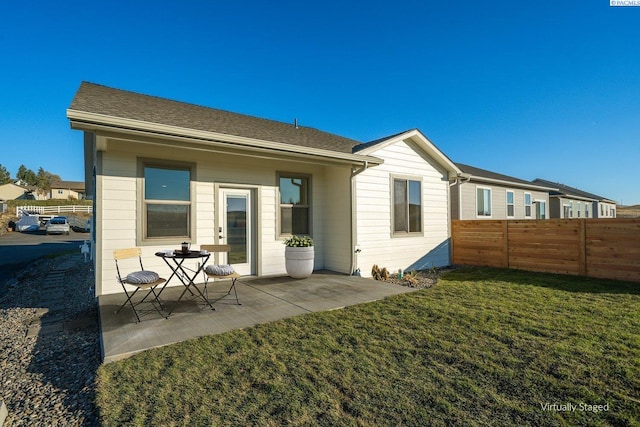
[66,82,461,296]
[532,179,617,219]
[451,163,556,220]
[50,180,86,200]
[0,183,35,201]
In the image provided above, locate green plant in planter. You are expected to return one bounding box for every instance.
[283,235,314,247]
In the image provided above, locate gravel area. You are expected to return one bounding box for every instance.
[0,254,100,426]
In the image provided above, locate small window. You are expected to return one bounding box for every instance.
[585,204,590,218]
[506,190,515,218]
[524,193,532,218]
[143,165,191,239]
[563,205,570,218]
[393,178,422,234]
[57,190,64,194]
[477,187,491,217]
[279,174,310,235]
[577,202,581,218]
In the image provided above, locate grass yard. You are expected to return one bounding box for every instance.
[96,268,640,426]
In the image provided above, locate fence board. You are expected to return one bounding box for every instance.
[452,219,640,283]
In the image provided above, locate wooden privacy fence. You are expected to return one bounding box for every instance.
[452,219,640,283]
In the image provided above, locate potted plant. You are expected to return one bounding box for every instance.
[283,235,314,279]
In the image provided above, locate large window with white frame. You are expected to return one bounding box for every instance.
[477,187,492,217]
[278,173,310,236]
[392,177,422,234]
[141,163,192,240]
[506,190,515,218]
[524,192,532,218]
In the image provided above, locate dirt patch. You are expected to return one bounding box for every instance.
[372,267,455,289]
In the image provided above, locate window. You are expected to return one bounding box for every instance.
[601,205,604,216]
[279,174,310,235]
[393,178,422,234]
[524,193,532,218]
[506,190,515,217]
[477,187,491,217]
[585,204,590,218]
[563,204,570,218]
[57,190,64,194]
[577,202,581,218]
[143,165,191,239]
[569,202,574,218]
[536,201,547,219]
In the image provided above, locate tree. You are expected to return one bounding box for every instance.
[35,167,62,193]
[0,164,10,185]
[16,164,37,186]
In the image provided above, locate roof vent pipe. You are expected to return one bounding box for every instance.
[294,118,299,129]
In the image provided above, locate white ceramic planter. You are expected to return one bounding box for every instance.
[285,246,314,279]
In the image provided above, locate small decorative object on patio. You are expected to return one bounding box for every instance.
[283,235,314,279]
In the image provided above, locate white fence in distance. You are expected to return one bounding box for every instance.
[16,205,93,217]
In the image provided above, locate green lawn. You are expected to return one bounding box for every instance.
[96,268,640,426]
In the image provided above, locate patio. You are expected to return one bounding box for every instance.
[98,271,417,363]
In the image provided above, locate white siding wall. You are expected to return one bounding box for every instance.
[322,166,352,273]
[355,139,451,277]
[95,136,351,295]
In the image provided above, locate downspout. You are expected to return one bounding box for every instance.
[350,161,369,275]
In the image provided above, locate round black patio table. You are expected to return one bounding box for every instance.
[155,250,214,315]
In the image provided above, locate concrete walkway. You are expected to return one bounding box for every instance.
[98,271,417,363]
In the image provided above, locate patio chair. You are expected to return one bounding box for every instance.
[200,244,241,305]
[114,248,167,323]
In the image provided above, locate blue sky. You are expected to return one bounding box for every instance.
[1,0,638,204]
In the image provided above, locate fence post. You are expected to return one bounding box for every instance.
[503,220,509,268]
[579,219,587,277]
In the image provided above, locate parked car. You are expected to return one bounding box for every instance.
[46,216,70,235]
[15,215,41,232]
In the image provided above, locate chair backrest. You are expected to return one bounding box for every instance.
[200,244,231,253]
[114,248,142,260]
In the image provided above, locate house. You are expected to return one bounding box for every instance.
[0,182,35,201]
[49,180,86,200]
[451,163,556,220]
[532,179,617,218]
[66,82,461,295]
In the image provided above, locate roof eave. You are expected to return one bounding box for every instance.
[67,109,382,166]
[468,176,557,192]
[355,129,461,178]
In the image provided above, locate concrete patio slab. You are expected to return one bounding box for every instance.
[98,271,416,363]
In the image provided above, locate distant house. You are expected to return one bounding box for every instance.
[67,82,461,296]
[451,163,556,220]
[0,183,35,201]
[532,179,617,218]
[49,180,86,200]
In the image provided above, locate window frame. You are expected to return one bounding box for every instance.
[137,159,195,245]
[391,175,424,237]
[524,192,532,218]
[506,189,515,218]
[476,186,492,218]
[277,172,312,237]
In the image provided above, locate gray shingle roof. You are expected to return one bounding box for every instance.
[532,178,610,201]
[69,82,363,154]
[456,163,545,187]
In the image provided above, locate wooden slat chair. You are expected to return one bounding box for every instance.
[114,248,167,323]
[200,244,241,305]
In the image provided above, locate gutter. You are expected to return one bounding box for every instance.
[67,109,383,166]
[350,161,371,275]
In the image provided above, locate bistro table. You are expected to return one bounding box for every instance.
[155,250,215,316]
